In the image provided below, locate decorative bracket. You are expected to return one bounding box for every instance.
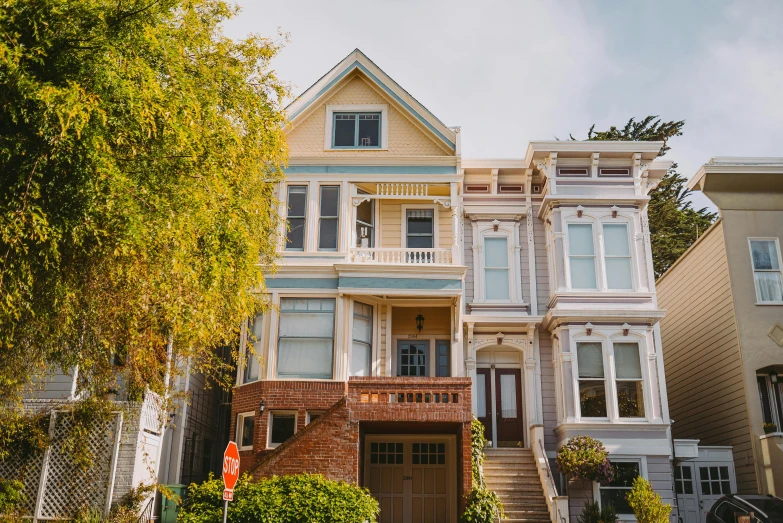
[352,196,371,207]
[433,198,452,209]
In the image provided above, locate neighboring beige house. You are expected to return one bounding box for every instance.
[658,158,783,507]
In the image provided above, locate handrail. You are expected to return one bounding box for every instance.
[535,437,568,523]
[350,247,452,264]
[538,439,560,496]
[137,496,154,523]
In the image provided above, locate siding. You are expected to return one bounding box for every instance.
[539,329,557,448]
[379,201,451,249]
[657,220,757,493]
[463,218,474,304]
[286,74,452,157]
[520,218,530,305]
[24,368,75,400]
[532,205,550,312]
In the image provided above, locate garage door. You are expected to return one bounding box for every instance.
[365,436,454,523]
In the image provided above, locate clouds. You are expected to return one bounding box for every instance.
[223,0,783,209]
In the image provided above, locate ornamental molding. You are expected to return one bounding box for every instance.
[352,196,371,207]
[433,198,452,209]
[472,336,528,351]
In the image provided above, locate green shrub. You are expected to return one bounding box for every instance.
[556,435,613,483]
[177,473,379,523]
[577,501,618,523]
[626,477,671,523]
[460,484,503,523]
[0,479,25,522]
[469,418,487,485]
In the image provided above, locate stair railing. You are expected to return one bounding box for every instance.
[531,425,568,523]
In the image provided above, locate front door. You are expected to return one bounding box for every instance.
[495,369,523,445]
[398,341,428,376]
[674,464,699,523]
[365,436,454,523]
[475,369,492,443]
[697,464,732,521]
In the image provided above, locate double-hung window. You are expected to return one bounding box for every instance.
[318,186,340,251]
[599,461,640,515]
[351,302,373,376]
[269,412,296,448]
[568,224,597,289]
[356,192,374,248]
[244,314,263,383]
[603,224,633,290]
[406,210,434,248]
[614,342,645,418]
[577,342,607,417]
[236,412,255,451]
[750,239,783,303]
[286,186,307,250]
[484,237,510,300]
[276,298,335,379]
[333,112,381,148]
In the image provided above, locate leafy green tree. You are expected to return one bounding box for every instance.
[0,0,287,422]
[626,476,672,523]
[576,116,716,277]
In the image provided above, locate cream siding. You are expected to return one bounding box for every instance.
[657,220,758,493]
[286,74,452,157]
[532,205,550,312]
[463,218,474,304]
[378,201,451,249]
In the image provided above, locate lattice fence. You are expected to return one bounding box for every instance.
[0,410,122,520]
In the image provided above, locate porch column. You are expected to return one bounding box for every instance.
[450,182,461,265]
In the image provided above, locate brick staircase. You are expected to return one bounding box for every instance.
[483,447,552,523]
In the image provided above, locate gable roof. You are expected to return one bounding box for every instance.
[285,49,457,151]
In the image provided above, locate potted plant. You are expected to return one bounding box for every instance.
[763,422,778,434]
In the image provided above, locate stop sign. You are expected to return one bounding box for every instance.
[222,441,240,491]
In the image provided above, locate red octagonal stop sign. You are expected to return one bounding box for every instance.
[222,441,240,491]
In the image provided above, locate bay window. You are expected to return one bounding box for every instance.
[577,342,607,417]
[318,186,340,251]
[750,239,783,303]
[568,224,597,289]
[484,237,510,300]
[614,342,645,418]
[285,186,307,250]
[351,302,373,376]
[276,298,335,379]
[603,223,633,290]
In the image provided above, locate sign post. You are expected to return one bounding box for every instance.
[222,441,240,523]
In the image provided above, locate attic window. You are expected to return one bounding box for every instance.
[499,185,523,193]
[333,112,381,148]
[558,167,589,177]
[599,168,630,177]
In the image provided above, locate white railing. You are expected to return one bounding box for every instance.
[350,247,452,264]
[531,426,569,523]
[376,183,429,197]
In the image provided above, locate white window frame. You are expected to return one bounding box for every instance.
[601,219,637,291]
[284,184,308,251]
[610,339,647,420]
[317,185,341,251]
[574,337,610,421]
[565,220,599,290]
[324,104,389,150]
[267,410,298,449]
[350,301,374,377]
[275,297,336,380]
[593,457,647,521]
[306,411,325,425]
[402,204,439,249]
[236,411,255,451]
[473,221,523,304]
[748,237,783,305]
[243,313,265,384]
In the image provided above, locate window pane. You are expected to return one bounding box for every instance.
[353,315,372,343]
[500,374,518,418]
[570,257,597,289]
[758,376,774,424]
[751,240,780,270]
[604,462,640,487]
[407,211,434,234]
[286,218,305,250]
[356,199,374,248]
[399,343,427,376]
[476,373,487,418]
[407,235,434,249]
[318,219,338,250]
[279,311,334,337]
[333,114,356,146]
[606,258,633,289]
[485,238,508,268]
[600,489,633,515]
[436,341,450,377]
[603,224,630,256]
[357,198,373,224]
[320,186,339,217]
[287,186,307,217]
[351,341,371,376]
[358,114,380,147]
[755,271,783,302]
[270,414,295,445]
[485,269,510,300]
[614,343,642,379]
[241,415,254,448]
[577,342,604,378]
[568,224,595,255]
[617,381,645,417]
[579,381,607,417]
[277,338,333,378]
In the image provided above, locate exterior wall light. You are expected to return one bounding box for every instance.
[585,322,594,336]
[416,313,425,333]
[771,370,779,384]
[259,398,266,414]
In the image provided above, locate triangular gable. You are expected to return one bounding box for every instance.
[286,49,457,151]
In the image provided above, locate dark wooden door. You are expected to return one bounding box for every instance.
[495,369,523,444]
[476,368,492,443]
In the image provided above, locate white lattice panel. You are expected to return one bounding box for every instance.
[0,450,44,517]
[38,412,121,519]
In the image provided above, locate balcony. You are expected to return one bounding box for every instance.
[349,247,452,265]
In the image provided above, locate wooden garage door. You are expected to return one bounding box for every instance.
[366,437,453,523]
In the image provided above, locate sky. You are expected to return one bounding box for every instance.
[223,0,783,211]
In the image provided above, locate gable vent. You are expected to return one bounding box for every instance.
[558,167,589,177]
[499,185,523,193]
[465,184,490,193]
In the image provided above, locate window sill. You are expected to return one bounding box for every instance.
[756,301,783,306]
[326,147,387,151]
[238,446,253,452]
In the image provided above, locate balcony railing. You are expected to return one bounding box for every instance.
[349,247,452,264]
